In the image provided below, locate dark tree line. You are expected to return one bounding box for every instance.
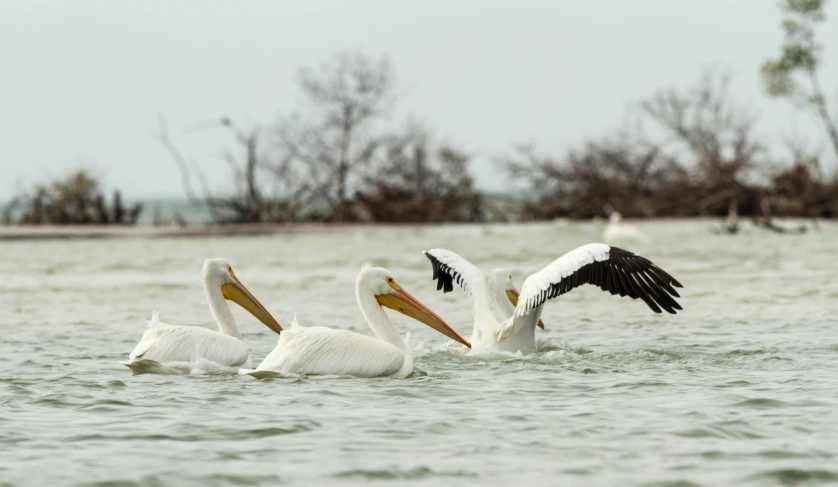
[503,69,837,220]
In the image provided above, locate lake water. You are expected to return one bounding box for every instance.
[1,221,837,486]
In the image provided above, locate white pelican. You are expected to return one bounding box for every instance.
[248,264,470,379]
[423,244,682,354]
[125,258,283,374]
[603,212,649,244]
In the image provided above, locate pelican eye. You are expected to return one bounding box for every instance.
[385,276,398,289]
[228,266,235,277]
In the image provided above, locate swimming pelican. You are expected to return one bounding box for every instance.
[423,244,682,354]
[603,212,648,244]
[248,264,470,379]
[125,258,283,374]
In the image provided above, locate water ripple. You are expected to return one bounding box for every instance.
[2,222,838,486]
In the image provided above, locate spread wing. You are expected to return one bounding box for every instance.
[422,249,485,297]
[515,243,683,317]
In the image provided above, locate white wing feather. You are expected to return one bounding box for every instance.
[515,243,611,317]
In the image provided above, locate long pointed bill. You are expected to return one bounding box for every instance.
[376,287,471,348]
[221,276,283,334]
[506,287,545,330]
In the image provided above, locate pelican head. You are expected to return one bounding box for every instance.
[490,268,545,330]
[357,265,471,348]
[202,258,283,334]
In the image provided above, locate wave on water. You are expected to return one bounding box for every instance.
[333,466,478,480]
[748,468,838,485]
[406,335,808,381]
[412,336,583,359]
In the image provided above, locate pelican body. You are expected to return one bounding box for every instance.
[249,265,470,379]
[125,259,282,374]
[423,244,683,354]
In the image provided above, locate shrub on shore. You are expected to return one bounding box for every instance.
[2,169,142,225]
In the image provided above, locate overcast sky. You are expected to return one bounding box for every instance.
[1,0,837,200]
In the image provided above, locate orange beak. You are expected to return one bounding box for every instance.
[221,275,283,334]
[377,286,471,348]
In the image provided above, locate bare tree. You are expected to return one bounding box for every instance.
[502,128,693,219]
[276,50,395,221]
[502,144,576,218]
[640,70,766,215]
[155,116,300,223]
[153,115,200,204]
[358,122,482,222]
[502,70,774,219]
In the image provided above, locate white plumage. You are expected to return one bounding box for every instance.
[515,243,610,317]
[248,265,469,379]
[424,243,683,354]
[251,318,412,379]
[129,311,251,366]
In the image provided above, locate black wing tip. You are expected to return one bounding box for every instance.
[424,251,456,294]
[655,297,682,315]
[645,299,663,313]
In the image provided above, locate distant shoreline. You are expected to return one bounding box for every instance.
[0,223,349,240]
[0,217,823,240]
[0,222,504,240]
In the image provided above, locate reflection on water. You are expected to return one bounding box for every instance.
[1,221,837,486]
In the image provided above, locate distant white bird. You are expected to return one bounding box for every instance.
[125,258,282,374]
[603,212,648,244]
[248,264,470,379]
[423,244,682,354]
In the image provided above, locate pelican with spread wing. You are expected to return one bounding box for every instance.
[423,244,683,354]
[125,258,283,374]
[248,264,470,379]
